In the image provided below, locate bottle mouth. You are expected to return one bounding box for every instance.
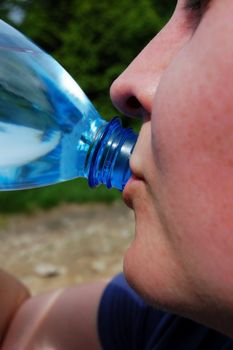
[86,117,137,191]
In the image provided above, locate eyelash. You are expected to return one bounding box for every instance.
[184,0,210,28]
[185,0,203,11]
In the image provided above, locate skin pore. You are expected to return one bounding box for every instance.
[111,0,233,337]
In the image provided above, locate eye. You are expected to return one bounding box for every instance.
[185,0,203,11]
[184,0,211,28]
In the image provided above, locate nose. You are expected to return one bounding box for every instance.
[110,7,190,119]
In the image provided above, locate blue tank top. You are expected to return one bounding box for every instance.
[98,273,233,349]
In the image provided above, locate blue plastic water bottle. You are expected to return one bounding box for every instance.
[0,20,137,191]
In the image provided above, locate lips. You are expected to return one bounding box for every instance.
[123,141,146,208]
[122,176,134,209]
[123,174,144,209]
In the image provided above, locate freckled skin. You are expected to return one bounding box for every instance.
[111,0,233,336]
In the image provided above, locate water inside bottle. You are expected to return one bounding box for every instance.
[0,45,105,190]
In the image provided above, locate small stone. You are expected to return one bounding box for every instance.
[35,263,66,278]
[91,260,107,273]
[120,229,130,238]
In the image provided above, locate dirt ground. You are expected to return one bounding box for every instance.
[0,202,134,295]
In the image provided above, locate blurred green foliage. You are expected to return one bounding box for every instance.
[0,0,176,212]
[0,179,120,213]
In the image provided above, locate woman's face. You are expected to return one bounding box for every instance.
[111,0,233,333]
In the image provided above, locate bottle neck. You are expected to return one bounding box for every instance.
[86,117,137,191]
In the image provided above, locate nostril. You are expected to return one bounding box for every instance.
[126,96,142,110]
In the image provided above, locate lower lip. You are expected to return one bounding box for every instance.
[123,175,143,209]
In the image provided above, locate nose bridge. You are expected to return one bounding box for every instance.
[110,12,190,118]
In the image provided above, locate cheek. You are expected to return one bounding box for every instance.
[151,37,233,293]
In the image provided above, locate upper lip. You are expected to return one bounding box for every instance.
[122,162,145,208]
[131,171,144,181]
[129,160,145,182]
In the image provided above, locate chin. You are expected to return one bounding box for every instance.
[123,245,180,316]
[123,241,150,300]
[122,180,180,308]
[122,218,192,316]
